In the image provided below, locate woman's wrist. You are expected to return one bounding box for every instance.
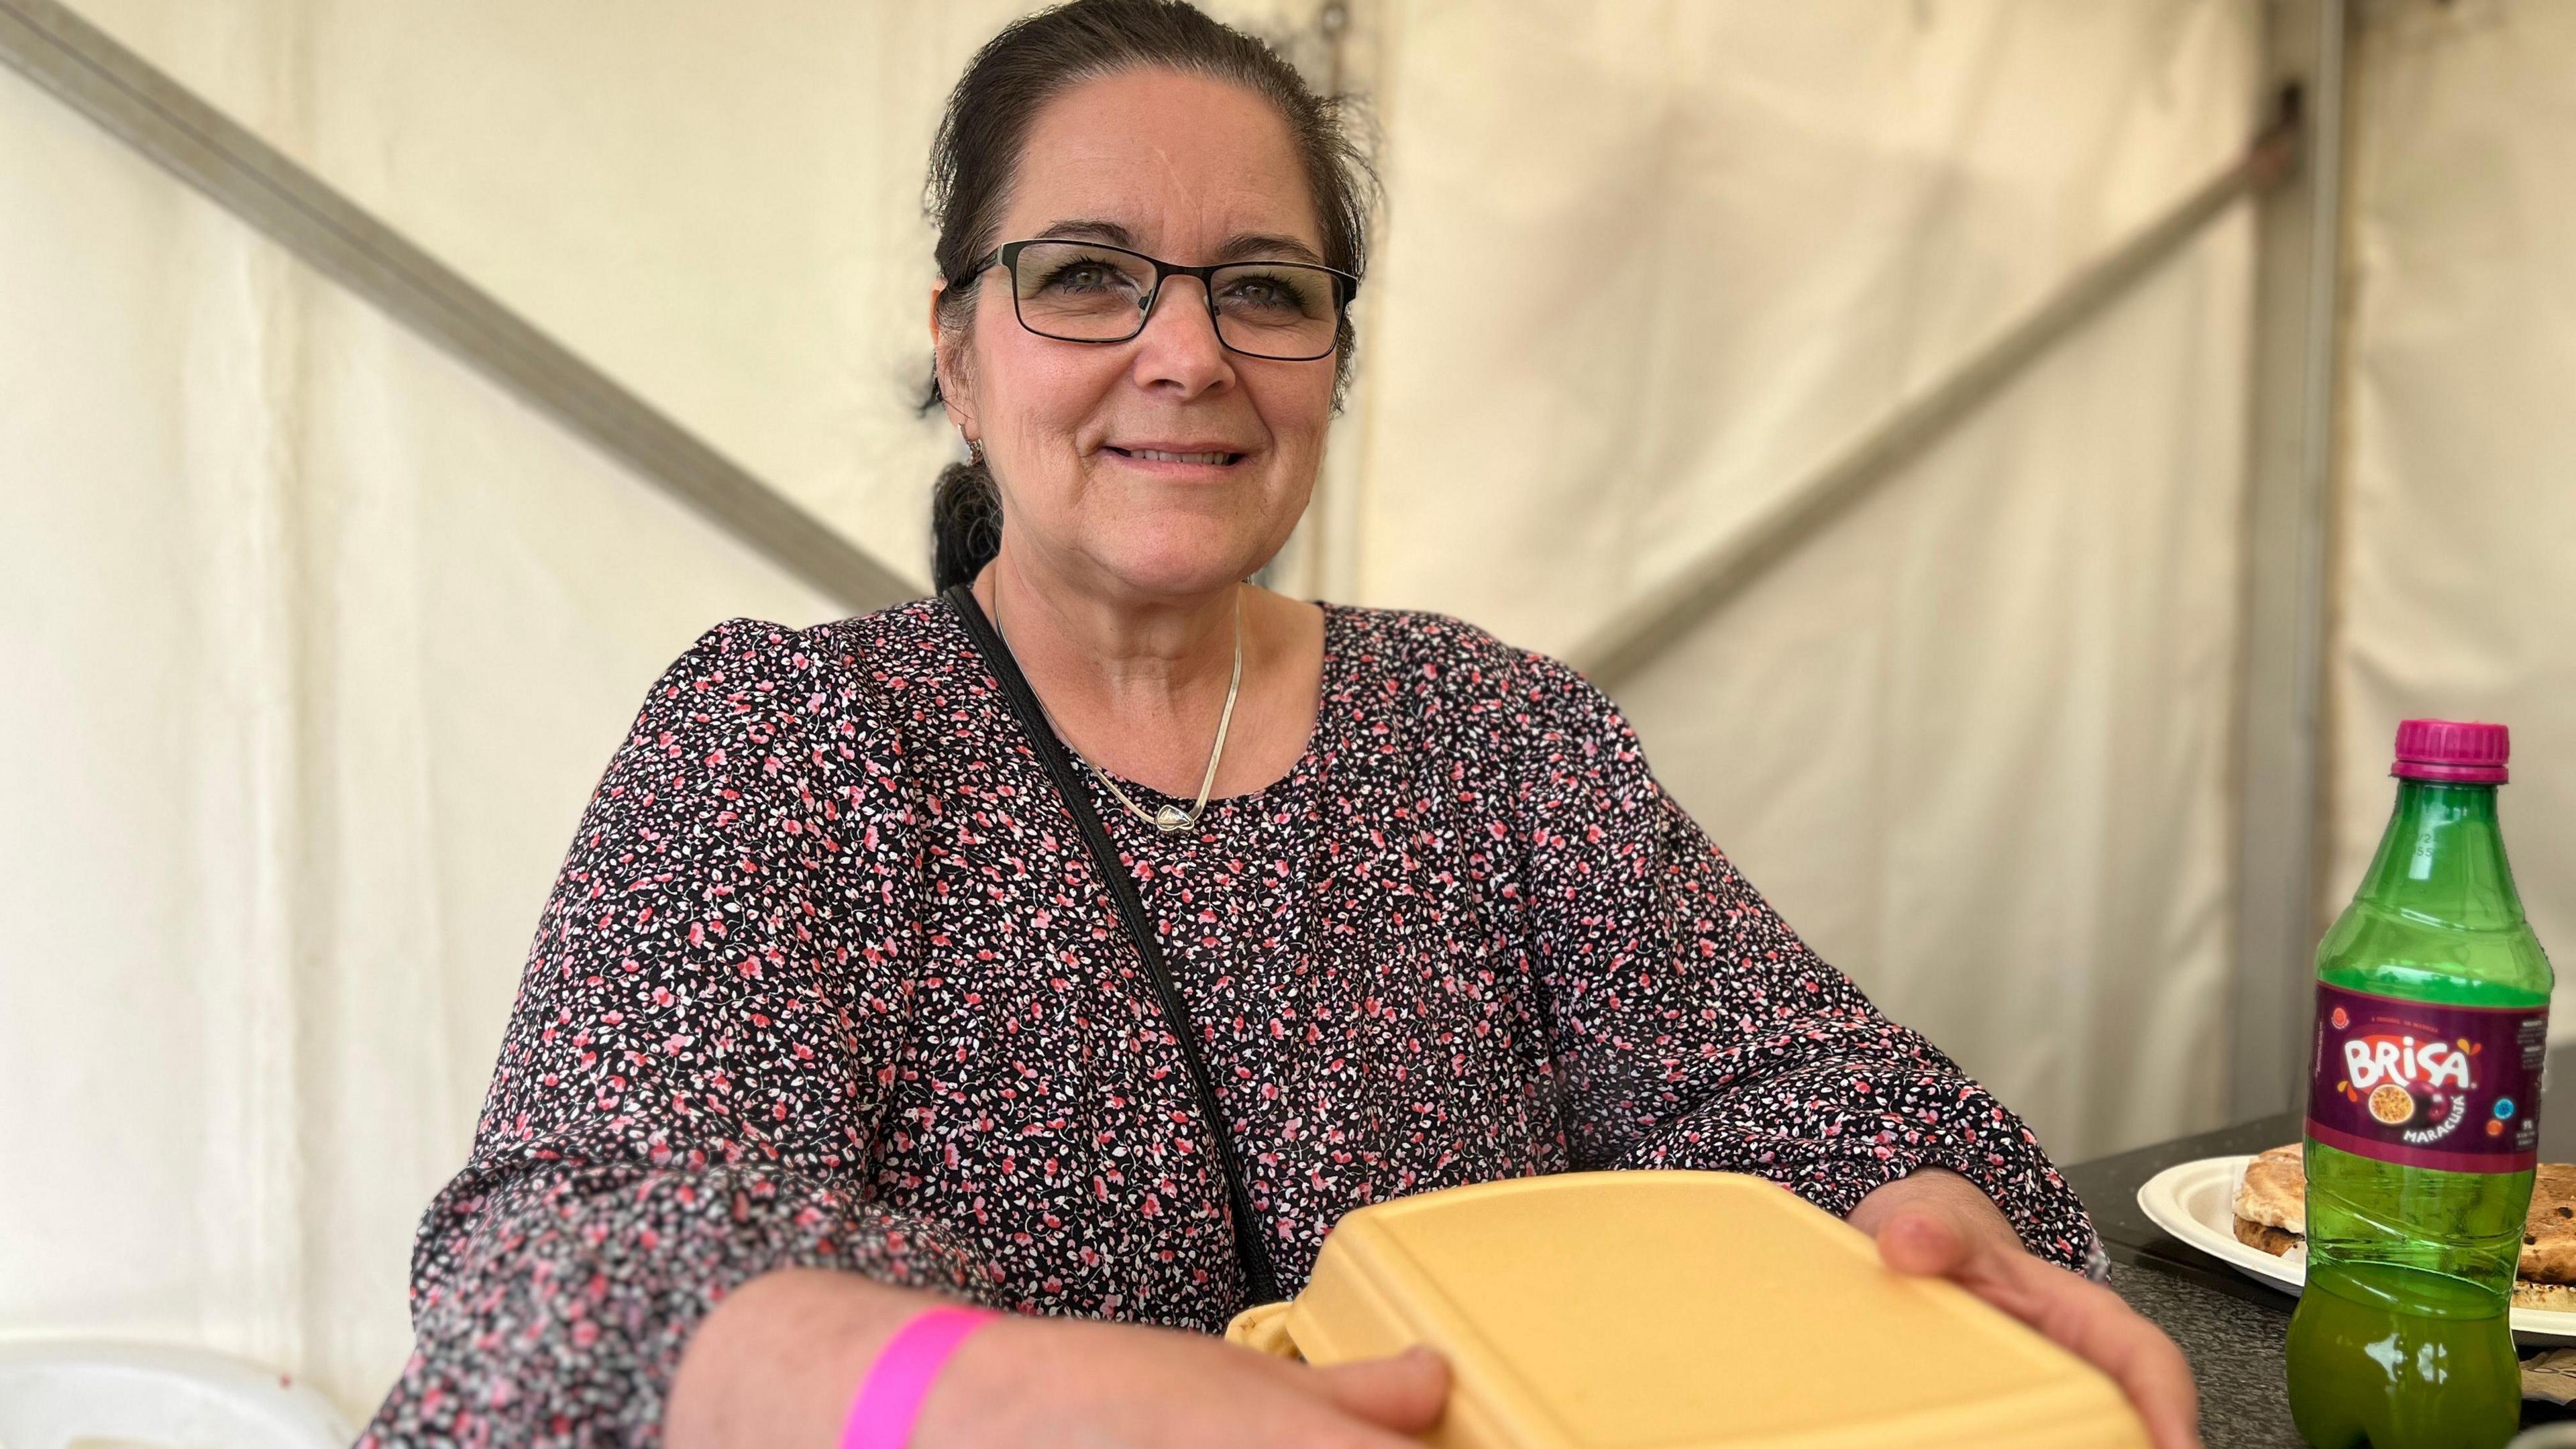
[839,1305,999,1449]
[669,1270,985,1449]
[908,1311,1046,1448]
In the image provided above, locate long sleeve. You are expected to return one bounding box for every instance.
[361,621,992,1448]
[1503,652,2102,1274]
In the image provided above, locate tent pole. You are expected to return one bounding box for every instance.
[1568,106,2300,689]
[2229,0,2353,1122]
[0,0,916,612]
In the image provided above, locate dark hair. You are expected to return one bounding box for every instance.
[922,0,1377,592]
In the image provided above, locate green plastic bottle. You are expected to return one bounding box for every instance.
[2287,719,2552,1448]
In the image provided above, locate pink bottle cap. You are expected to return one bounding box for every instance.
[2392,718,2510,784]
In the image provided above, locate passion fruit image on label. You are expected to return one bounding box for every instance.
[2366,1084,2416,1126]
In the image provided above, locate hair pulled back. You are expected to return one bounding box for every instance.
[922,0,1375,592]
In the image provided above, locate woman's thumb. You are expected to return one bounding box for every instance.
[1310,1345,1451,1432]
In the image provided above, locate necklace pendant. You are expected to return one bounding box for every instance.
[1152,804,1191,833]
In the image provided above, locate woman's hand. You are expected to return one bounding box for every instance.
[1854,1169,2201,1449]
[917,1311,1449,1448]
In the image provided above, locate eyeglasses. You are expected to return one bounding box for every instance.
[957,238,1358,362]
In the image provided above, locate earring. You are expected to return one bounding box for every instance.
[965,434,985,467]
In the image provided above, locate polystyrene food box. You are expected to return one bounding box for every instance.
[1224,1171,2149,1448]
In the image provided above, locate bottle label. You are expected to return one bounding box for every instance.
[2306,982,2547,1172]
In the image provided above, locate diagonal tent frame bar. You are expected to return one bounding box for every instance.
[0,0,915,612]
[1570,101,2304,688]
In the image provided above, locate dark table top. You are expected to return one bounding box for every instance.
[2066,1044,2576,1446]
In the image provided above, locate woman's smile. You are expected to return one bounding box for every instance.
[1098,439,1253,475]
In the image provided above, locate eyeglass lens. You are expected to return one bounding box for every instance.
[1009,240,1342,359]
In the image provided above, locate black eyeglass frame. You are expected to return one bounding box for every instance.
[955,238,1362,362]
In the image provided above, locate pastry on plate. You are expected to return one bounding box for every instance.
[2229,1144,2304,1254]
[2522,1163,2576,1285]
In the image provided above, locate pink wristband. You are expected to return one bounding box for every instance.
[840,1305,998,1449]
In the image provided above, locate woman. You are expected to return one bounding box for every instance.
[362,3,2198,1446]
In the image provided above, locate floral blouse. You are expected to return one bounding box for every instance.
[359,598,2100,1446]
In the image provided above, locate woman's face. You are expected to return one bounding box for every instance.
[935,68,1338,601]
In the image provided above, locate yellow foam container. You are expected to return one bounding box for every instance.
[1225,1171,2149,1448]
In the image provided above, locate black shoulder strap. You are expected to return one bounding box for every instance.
[942,584,1283,1307]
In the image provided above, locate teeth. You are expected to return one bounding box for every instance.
[1126,449,1231,464]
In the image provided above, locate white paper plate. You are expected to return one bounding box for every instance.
[2135,1153,2576,1346]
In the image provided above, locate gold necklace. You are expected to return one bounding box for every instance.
[991,577,1244,835]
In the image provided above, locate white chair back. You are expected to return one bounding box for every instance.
[0,1342,351,1449]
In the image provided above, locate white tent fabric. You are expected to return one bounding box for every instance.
[5,0,2566,1424]
[1338,0,2259,1163]
[2326,0,2576,1010]
[0,21,831,1411]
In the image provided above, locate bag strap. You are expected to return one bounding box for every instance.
[942,584,1283,1306]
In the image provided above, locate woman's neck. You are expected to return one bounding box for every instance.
[972,544,1322,801]
[979,546,1239,708]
